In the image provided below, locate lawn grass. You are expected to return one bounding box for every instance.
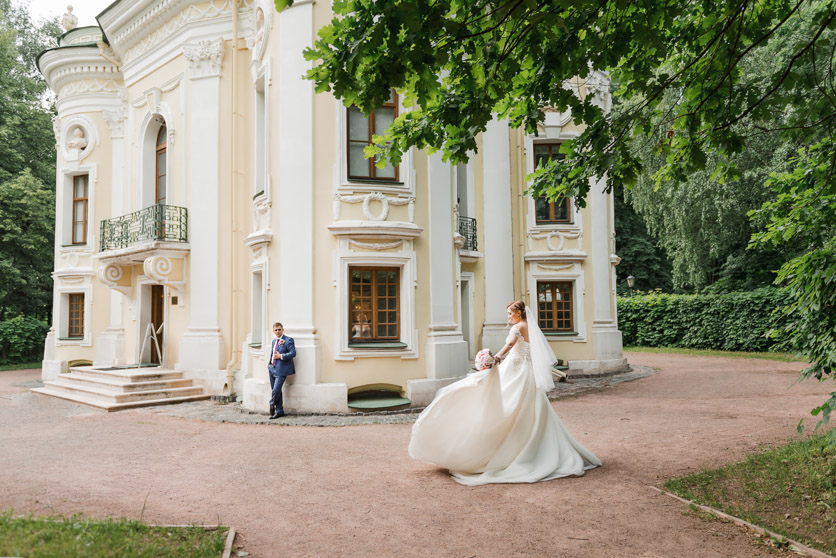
[0,361,41,371]
[624,346,803,362]
[664,432,836,555]
[0,511,228,558]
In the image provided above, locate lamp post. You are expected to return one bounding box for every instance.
[626,275,636,297]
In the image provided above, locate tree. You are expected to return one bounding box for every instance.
[0,170,54,319]
[278,0,836,438]
[613,184,673,294]
[0,1,59,319]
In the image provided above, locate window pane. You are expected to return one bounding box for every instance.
[348,144,368,177]
[157,126,167,146]
[374,108,394,136]
[157,151,166,175]
[388,325,397,337]
[74,201,84,222]
[348,107,369,141]
[157,175,167,203]
[374,154,396,179]
[74,222,84,242]
[74,176,86,198]
[554,197,569,221]
[535,197,550,222]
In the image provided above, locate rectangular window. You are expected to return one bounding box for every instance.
[349,267,400,343]
[72,175,88,244]
[347,90,399,181]
[533,143,571,224]
[537,281,574,333]
[68,293,84,338]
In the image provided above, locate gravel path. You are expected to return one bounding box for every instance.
[0,353,828,557]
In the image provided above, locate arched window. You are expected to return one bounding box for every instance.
[156,126,167,205]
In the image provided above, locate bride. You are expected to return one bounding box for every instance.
[408,300,601,486]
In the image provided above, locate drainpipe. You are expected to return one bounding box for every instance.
[223,0,241,395]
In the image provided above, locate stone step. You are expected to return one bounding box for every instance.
[59,372,193,393]
[31,386,210,412]
[42,378,205,404]
[69,365,183,383]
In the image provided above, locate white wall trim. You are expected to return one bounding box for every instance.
[333,244,418,360]
[335,96,415,196]
[526,263,587,344]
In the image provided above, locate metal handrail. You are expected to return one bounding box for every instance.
[457,216,478,251]
[99,203,188,251]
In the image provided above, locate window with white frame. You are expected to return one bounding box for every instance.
[347,90,399,182]
[251,270,263,347]
[254,74,267,197]
[349,267,400,344]
[533,143,572,225]
[536,281,575,333]
[71,175,88,245]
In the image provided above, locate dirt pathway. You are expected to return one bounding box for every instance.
[0,354,828,557]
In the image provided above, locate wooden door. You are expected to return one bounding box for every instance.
[150,285,165,364]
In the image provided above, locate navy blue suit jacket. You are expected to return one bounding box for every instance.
[268,335,296,377]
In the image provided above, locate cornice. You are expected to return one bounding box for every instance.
[38,47,123,99]
[99,0,254,67]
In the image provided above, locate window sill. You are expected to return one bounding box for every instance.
[347,178,404,185]
[58,337,84,341]
[544,332,578,337]
[253,190,265,200]
[61,244,88,248]
[248,343,262,348]
[348,342,408,349]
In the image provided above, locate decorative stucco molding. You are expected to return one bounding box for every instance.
[536,262,575,272]
[348,239,404,251]
[528,230,581,252]
[247,0,272,62]
[103,108,127,138]
[97,263,132,297]
[183,38,225,79]
[333,192,415,222]
[244,229,273,252]
[143,255,185,301]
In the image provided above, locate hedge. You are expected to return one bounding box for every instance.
[617,288,793,352]
[0,316,49,365]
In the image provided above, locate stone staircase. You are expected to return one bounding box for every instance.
[32,365,210,412]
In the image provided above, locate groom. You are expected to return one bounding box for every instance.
[268,322,295,419]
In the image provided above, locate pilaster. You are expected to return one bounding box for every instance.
[589,174,624,362]
[275,1,321,388]
[425,152,468,379]
[178,38,225,373]
[481,118,515,351]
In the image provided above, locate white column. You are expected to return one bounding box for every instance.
[179,39,225,372]
[95,109,128,366]
[277,2,320,385]
[589,175,623,361]
[480,118,515,351]
[425,153,468,379]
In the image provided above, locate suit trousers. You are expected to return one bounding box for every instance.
[270,372,287,413]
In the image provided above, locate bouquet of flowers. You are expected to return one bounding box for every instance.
[474,348,495,371]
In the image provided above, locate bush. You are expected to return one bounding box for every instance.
[0,316,49,365]
[617,288,793,352]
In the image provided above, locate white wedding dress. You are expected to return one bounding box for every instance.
[408,324,601,486]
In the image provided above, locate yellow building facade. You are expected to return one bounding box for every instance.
[38,0,626,413]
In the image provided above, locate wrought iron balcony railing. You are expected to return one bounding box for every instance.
[99,204,188,251]
[457,215,478,252]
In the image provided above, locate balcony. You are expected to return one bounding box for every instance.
[97,204,189,265]
[457,216,478,252]
[100,204,188,251]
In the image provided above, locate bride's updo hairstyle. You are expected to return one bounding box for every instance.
[507,300,526,319]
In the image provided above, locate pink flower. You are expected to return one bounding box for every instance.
[278,339,285,345]
[474,348,495,371]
